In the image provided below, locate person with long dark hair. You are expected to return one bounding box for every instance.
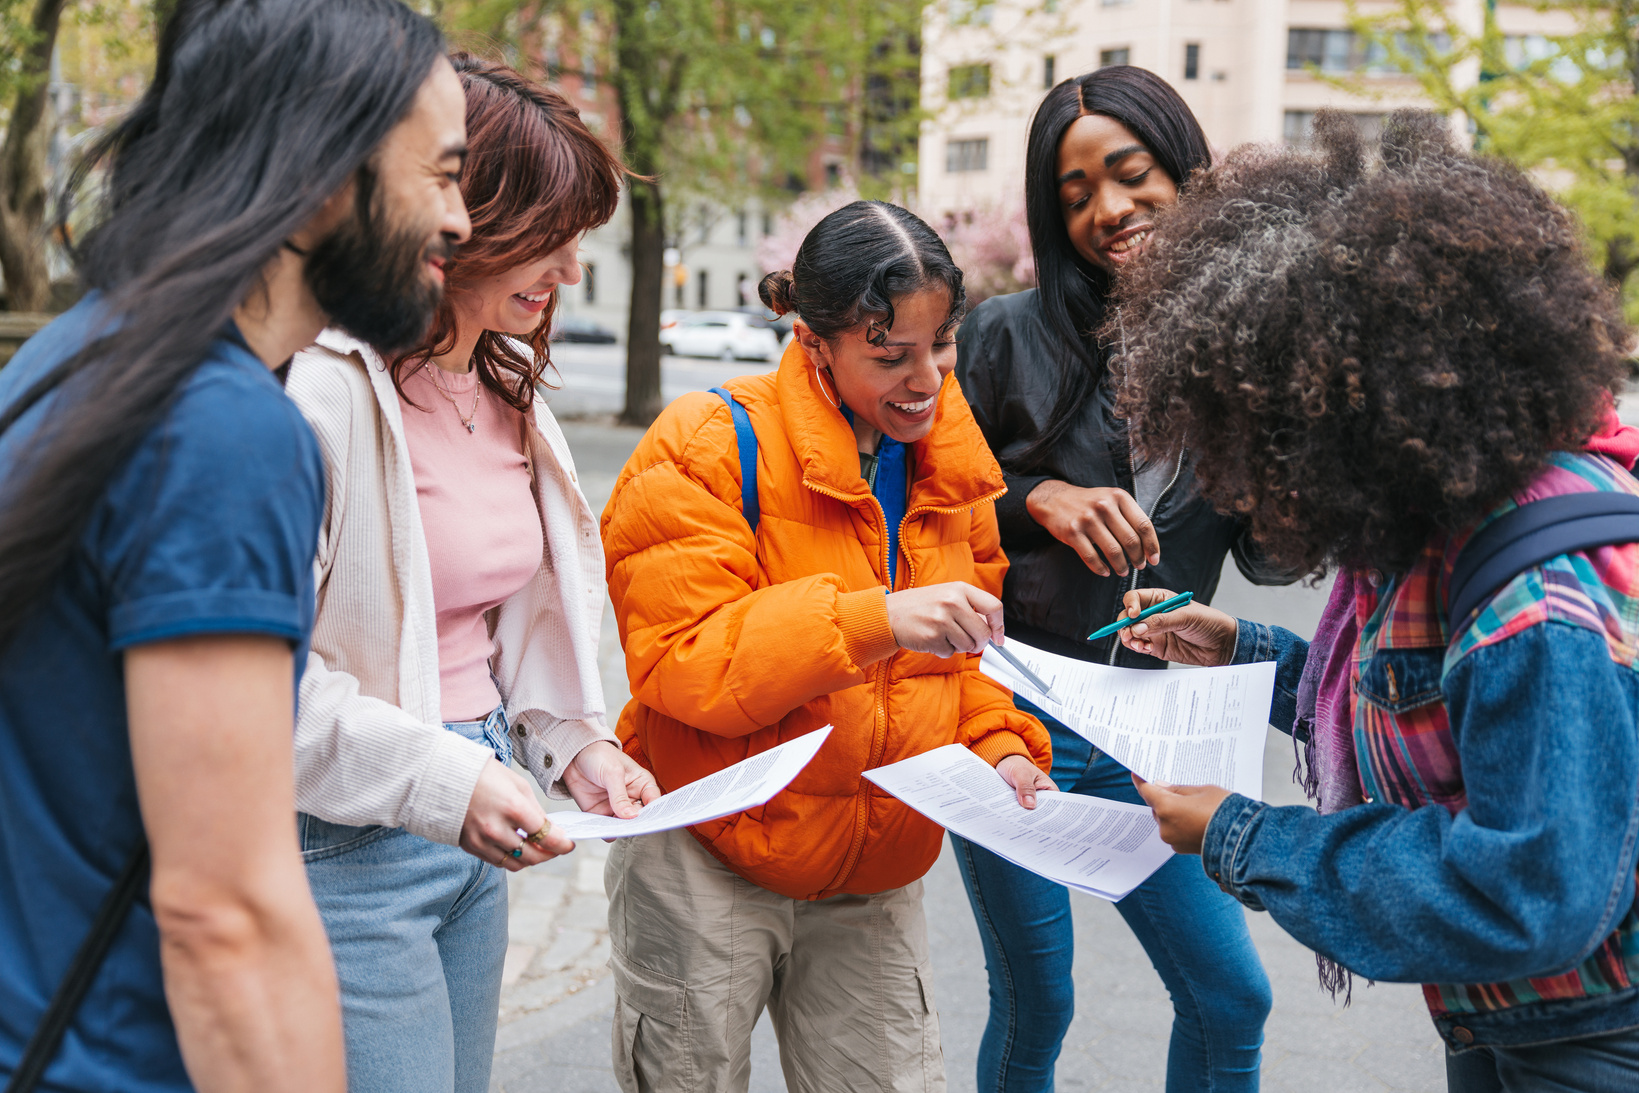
[1117,112,1639,1092]
[283,56,658,1093]
[600,201,1052,1091]
[952,67,1282,1091]
[0,2,468,1090]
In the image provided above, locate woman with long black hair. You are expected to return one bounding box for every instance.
[953,67,1285,1092]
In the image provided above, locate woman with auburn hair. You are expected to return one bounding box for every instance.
[283,55,658,1093]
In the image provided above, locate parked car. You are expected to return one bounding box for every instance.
[662,310,781,362]
[549,314,618,344]
[737,305,793,343]
[657,309,690,353]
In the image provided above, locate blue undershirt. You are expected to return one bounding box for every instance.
[843,405,909,589]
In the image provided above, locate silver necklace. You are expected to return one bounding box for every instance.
[425,362,480,433]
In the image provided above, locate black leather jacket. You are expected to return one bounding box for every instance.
[957,289,1292,669]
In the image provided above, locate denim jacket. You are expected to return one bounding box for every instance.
[1203,453,1639,1050]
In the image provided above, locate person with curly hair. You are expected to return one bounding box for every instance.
[1113,110,1639,1090]
[952,66,1284,1093]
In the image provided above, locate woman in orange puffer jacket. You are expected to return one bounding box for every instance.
[600,201,1052,1093]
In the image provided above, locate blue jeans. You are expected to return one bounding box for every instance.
[952,697,1271,1092]
[300,709,513,1093]
[1446,1026,1639,1091]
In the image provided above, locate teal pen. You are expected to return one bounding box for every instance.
[1087,591,1195,641]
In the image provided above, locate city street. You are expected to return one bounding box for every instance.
[491,344,1451,1092]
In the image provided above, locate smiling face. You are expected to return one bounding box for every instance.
[1056,113,1180,275]
[450,235,583,339]
[798,286,957,452]
[302,57,472,352]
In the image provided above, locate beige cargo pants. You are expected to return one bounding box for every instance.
[605,826,947,1093]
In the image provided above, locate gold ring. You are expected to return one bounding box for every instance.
[525,822,553,846]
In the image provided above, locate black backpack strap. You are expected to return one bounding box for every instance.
[1448,492,1639,630]
[709,387,759,533]
[6,840,149,1093]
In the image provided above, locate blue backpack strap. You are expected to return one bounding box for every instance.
[709,387,759,533]
[1448,491,1639,628]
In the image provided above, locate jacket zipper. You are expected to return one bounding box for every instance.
[804,479,1005,891]
[1106,446,1187,665]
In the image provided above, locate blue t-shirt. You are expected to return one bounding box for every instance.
[841,404,910,588]
[0,294,324,1092]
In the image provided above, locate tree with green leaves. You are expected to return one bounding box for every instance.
[440,0,923,423]
[1348,0,1639,317]
[0,0,71,311]
[1,0,163,312]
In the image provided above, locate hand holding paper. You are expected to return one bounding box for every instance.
[865,745,1173,901]
[1131,775,1234,856]
[549,727,832,841]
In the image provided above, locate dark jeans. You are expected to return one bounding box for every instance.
[1446,1027,1639,1092]
[951,697,1272,1092]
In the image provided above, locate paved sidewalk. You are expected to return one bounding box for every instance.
[489,416,1448,1093]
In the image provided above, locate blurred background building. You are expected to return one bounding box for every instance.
[916,0,1578,217]
[3,0,1633,399]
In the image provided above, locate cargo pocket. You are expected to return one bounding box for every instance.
[611,950,692,1093]
[916,963,946,1093]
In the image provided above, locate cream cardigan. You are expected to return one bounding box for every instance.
[285,329,615,847]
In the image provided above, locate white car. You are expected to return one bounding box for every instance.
[661,311,781,362]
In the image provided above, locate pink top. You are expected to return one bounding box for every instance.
[399,363,544,721]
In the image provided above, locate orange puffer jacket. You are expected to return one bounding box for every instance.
[602,342,1051,900]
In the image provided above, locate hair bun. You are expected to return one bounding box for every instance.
[758,270,797,316]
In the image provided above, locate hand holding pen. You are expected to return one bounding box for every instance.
[1110,588,1240,667]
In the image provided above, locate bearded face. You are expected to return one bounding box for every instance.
[303,166,458,353]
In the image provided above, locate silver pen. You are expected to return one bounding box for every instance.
[989,641,1058,703]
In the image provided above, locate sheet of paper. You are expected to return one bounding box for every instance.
[550,726,833,840]
[864,745,1174,901]
[980,640,1275,800]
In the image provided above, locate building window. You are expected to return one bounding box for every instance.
[948,63,991,100]
[583,262,596,304]
[1287,29,1448,74]
[736,272,751,307]
[948,1,995,25]
[946,138,989,173]
[761,212,773,236]
[697,269,709,309]
[1043,54,1056,88]
[1286,29,1353,72]
[1099,48,1130,68]
[580,52,597,93]
[1184,43,1200,80]
[736,209,748,247]
[1283,110,1313,144]
[1284,110,1386,144]
[826,162,843,187]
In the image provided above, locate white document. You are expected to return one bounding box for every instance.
[550,726,833,840]
[980,640,1276,800]
[865,745,1173,901]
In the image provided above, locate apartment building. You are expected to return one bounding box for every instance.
[918,0,1577,216]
